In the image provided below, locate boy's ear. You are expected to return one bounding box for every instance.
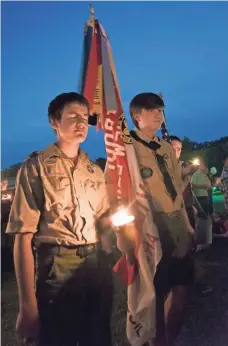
[50,118,58,130]
[134,113,141,122]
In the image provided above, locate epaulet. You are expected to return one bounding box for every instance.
[24,151,39,162]
[89,159,99,170]
[88,159,105,174]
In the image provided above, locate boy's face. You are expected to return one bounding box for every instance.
[133,107,164,134]
[171,140,182,159]
[51,102,89,144]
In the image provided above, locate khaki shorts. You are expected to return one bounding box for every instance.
[153,210,192,258]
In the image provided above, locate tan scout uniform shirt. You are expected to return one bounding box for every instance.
[132,129,183,213]
[132,129,190,258]
[6,144,109,248]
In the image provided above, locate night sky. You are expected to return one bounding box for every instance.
[2,1,228,168]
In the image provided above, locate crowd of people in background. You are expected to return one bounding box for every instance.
[170,136,228,296]
[170,136,228,246]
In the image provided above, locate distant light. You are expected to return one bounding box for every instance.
[192,158,200,166]
[210,167,217,176]
[111,208,135,227]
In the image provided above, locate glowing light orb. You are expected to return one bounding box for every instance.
[111,208,135,227]
[1,193,12,201]
[192,158,200,166]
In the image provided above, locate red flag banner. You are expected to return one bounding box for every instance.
[79,8,162,346]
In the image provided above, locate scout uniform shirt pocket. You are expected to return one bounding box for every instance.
[83,179,100,212]
[47,254,85,286]
[42,174,73,210]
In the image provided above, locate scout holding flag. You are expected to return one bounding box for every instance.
[81,7,195,346]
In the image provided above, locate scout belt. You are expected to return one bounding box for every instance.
[37,243,98,258]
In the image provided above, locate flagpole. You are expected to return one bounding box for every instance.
[89,4,95,21]
[159,92,171,143]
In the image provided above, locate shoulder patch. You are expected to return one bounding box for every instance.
[87,163,95,173]
[140,166,153,179]
[24,151,39,162]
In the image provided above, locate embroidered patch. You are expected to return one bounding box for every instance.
[163,154,169,160]
[87,164,95,173]
[118,113,132,144]
[140,167,153,179]
[45,157,58,165]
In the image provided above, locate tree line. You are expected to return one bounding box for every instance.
[181,136,228,174]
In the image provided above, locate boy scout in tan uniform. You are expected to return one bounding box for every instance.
[116,93,195,346]
[6,92,113,346]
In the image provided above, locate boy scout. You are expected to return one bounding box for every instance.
[116,93,195,346]
[6,92,113,346]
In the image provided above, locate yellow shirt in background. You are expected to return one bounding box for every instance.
[191,171,211,197]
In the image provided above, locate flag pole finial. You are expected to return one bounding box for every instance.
[90,4,95,20]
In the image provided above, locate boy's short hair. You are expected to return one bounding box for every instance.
[48,92,90,122]
[129,92,164,128]
[169,135,182,143]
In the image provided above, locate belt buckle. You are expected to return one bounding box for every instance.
[76,244,94,258]
[85,244,94,256]
[76,247,83,258]
[87,244,94,253]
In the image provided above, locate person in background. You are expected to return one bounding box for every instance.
[208,167,219,216]
[191,162,214,297]
[192,162,213,254]
[220,154,228,216]
[191,162,212,218]
[170,135,197,229]
[212,212,228,237]
[170,139,213,295]
[6,92,113,346]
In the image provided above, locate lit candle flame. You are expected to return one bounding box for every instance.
[1,193,12,201]
[111,208,135,227]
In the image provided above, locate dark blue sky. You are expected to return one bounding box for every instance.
[2,1,228,168]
